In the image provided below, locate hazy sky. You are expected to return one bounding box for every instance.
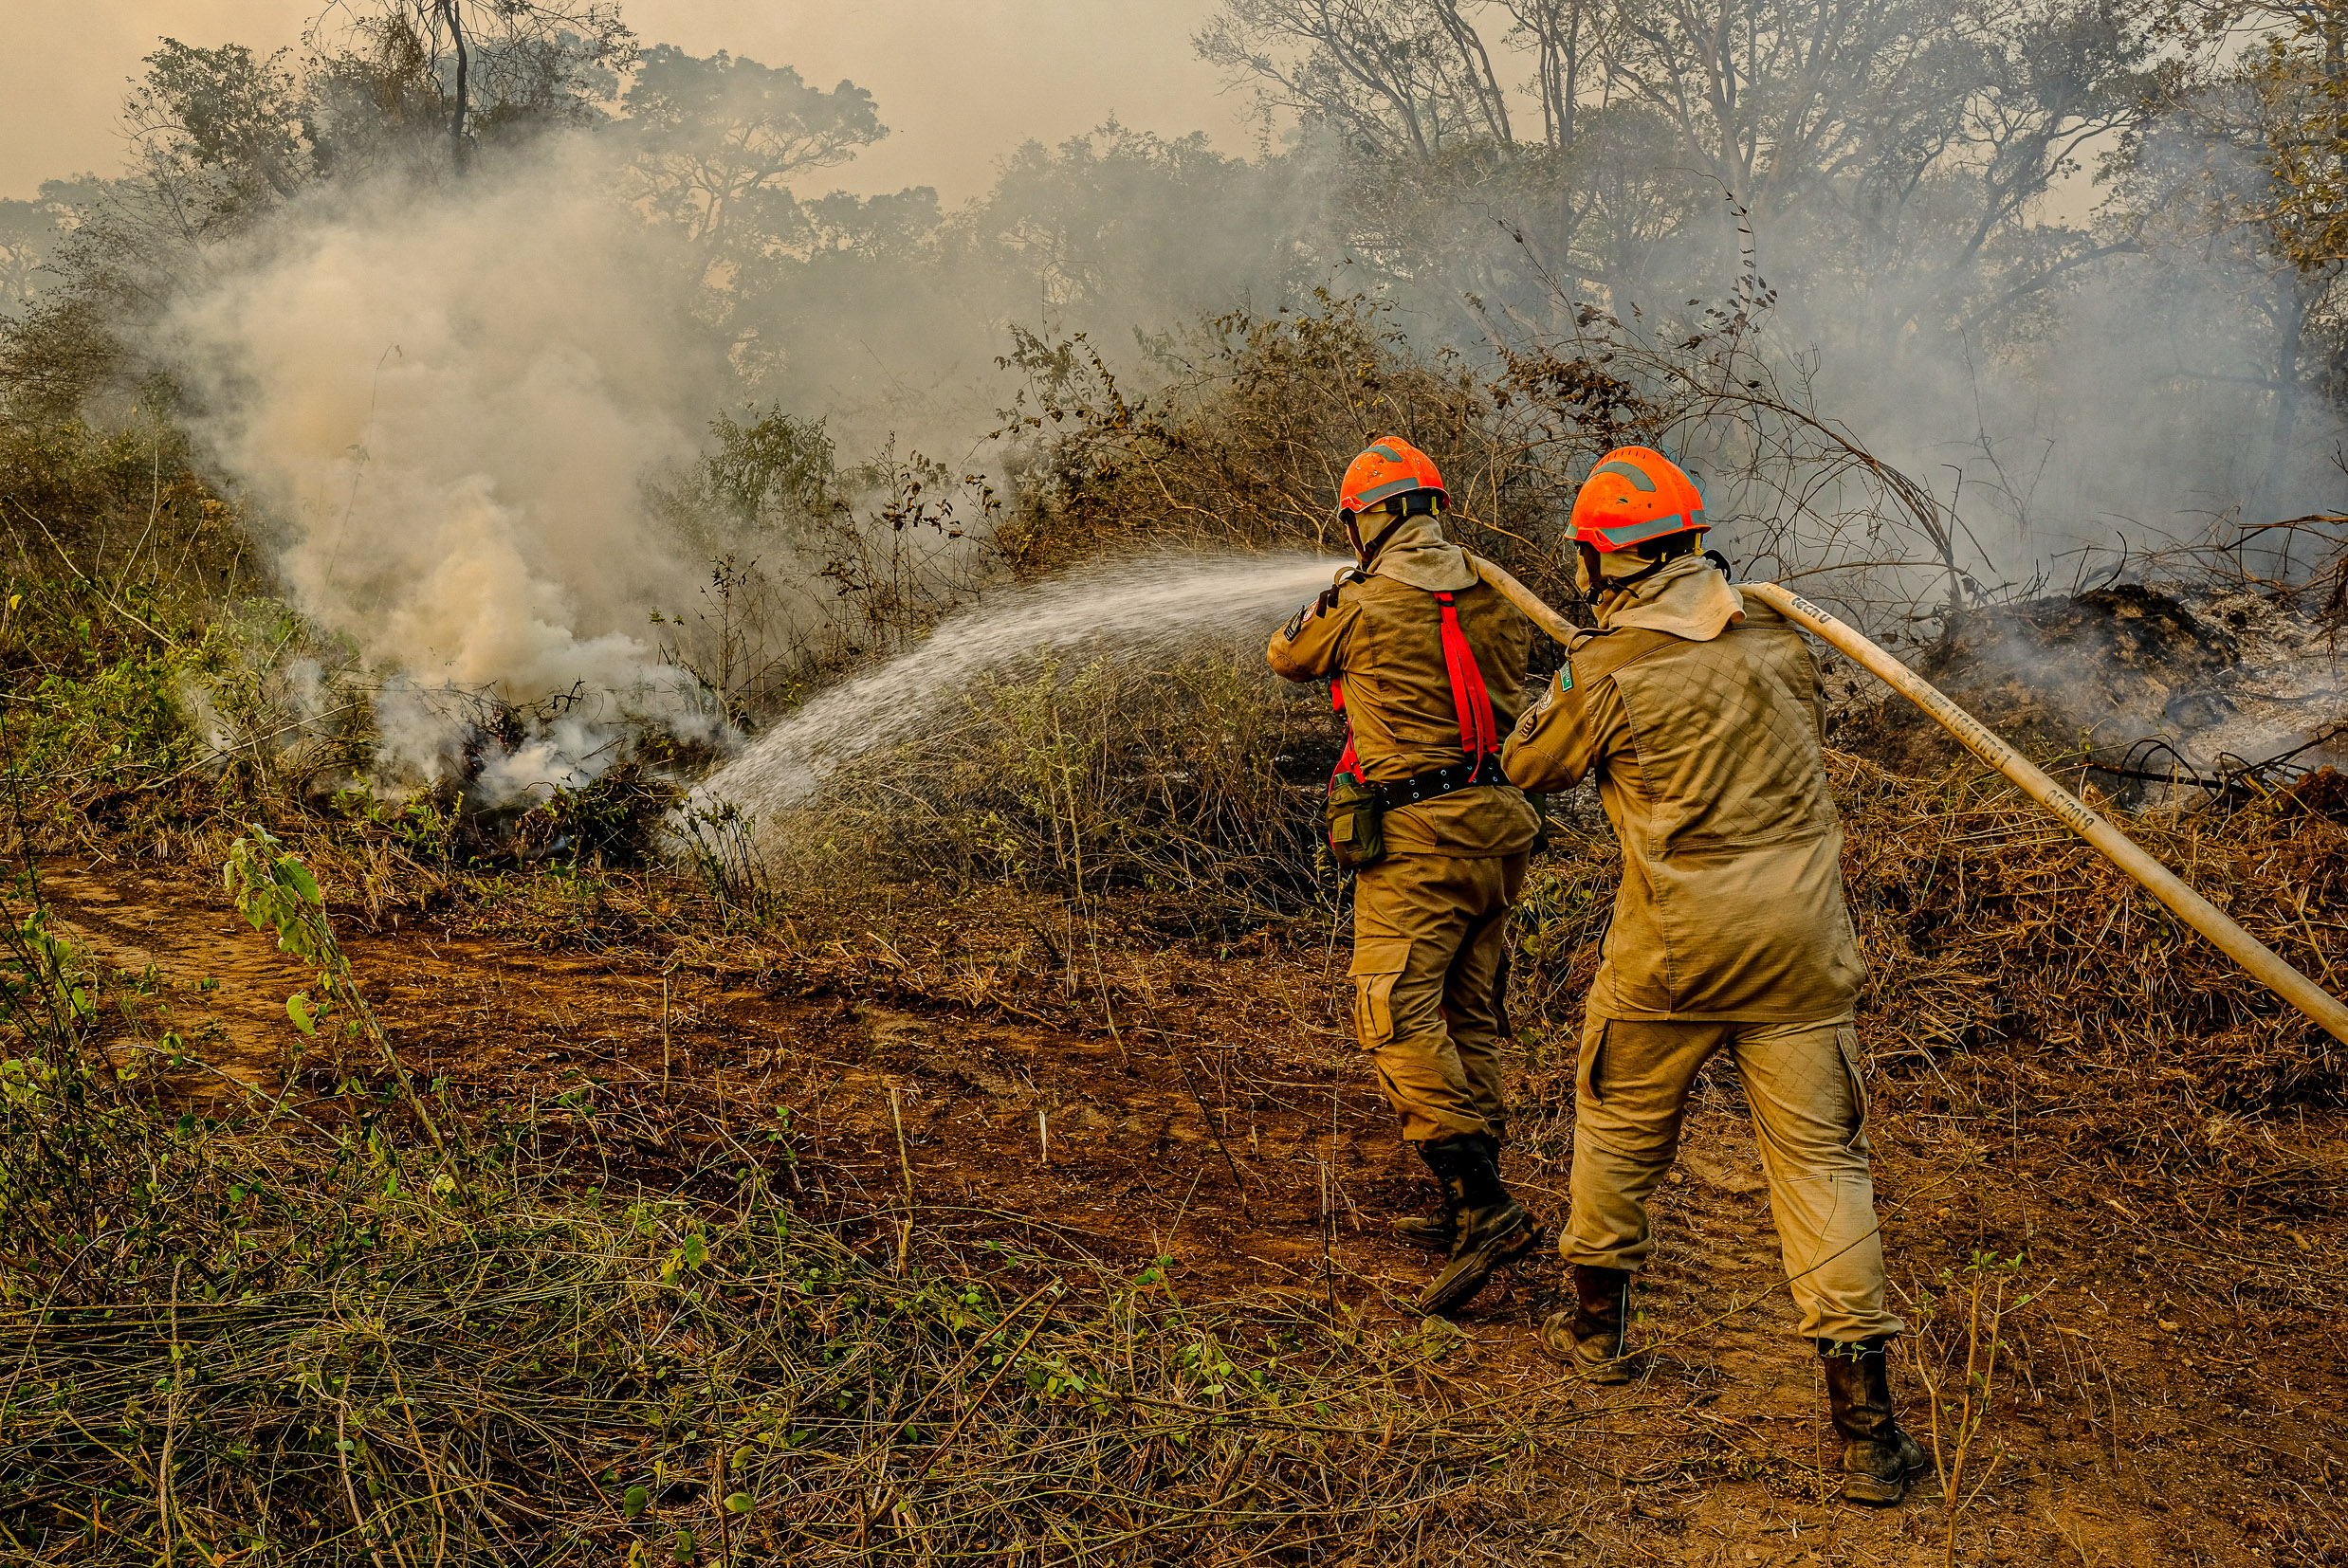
[0,0,1261,201]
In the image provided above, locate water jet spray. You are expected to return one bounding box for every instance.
[692,554,1348,823]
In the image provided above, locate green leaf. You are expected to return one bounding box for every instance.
[621,1483,650,1518]
[724,1492,755,1514]
[276,858,321,903]
[673,1528,696,1561]
[286,994,316,1035]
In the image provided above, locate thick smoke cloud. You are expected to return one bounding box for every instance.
[165,138,732,795]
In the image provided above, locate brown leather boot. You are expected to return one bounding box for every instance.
[1393,1132,1501,1251]
[1820,1337,1931,1504]
[1414,1135,1537,1314]
[1538,1264,1636,1383]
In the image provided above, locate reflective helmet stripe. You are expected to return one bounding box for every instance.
[1354,475,1426,508]
[1591,459,1657,491]
[1596,508,1706,548]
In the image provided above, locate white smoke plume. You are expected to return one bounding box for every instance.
[165,136,730,803]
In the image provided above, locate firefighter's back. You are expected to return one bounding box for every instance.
[1330,573,1534,781]
[1568,599,1863,1022]
[1602,601,1837,853]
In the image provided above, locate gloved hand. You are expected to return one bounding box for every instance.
[1318,567,1366,614]
[1285,573,1355,637]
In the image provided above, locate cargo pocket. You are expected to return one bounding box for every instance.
[1576,1018,1610,1105]
[1834,1024,1870,1148]
[1348,938,1412,1049]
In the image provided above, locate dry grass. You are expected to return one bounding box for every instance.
[0,1132,1564,1563]
[0,854,1596,1567]
[785,647,1336,914]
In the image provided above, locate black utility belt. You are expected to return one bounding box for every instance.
[1375,757,1511,811]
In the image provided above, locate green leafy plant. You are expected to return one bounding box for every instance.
[670,797,771,924]
[223,822,445,1150]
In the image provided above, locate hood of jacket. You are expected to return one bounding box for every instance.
[1593,554,1744,641]
[1363,511,1479,593]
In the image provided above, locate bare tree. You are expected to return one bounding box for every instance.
[309,0,636,173]
[1589,0,1945,229]
[1194,0,1517,157]
[1500,0,1605,147]
[1197,0,2160,335]
[2105,0,2348,520]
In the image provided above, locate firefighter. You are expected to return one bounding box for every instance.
[1267,438,1544,1315]
[1502,446,1928,1505]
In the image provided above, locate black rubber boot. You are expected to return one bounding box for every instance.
[1415,1135,1537,1314]
[1820,1337,1932,1505]
[1393,1132,1500,1251]
[1537,1264,1636,1383]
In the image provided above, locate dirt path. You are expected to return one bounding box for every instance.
[42,859,2348,1566]
[42,862,322,1086]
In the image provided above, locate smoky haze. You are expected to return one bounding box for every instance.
[4,0,2341,804]
[164,143,717,699]
[0,1,1255,203]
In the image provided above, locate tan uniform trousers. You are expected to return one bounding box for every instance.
[1566,1014,1906,1342]
[1349,852,1530,1144]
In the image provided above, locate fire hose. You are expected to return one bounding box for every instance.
[1466,555,2348,1046]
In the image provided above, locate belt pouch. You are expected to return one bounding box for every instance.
[1326,769,1386,869]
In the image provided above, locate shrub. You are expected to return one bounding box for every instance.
[798,647,1340,914]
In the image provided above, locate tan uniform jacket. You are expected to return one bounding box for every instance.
[1501,598,1863,1021]
[1268,573,1539,856]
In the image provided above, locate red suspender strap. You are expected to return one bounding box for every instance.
[1433,592,1498,761]
[1330,677,1359,778]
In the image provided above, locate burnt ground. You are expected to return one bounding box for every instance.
[1832,585,2244,775]
[1829,584,2347,793]
[37,857,2348,1567]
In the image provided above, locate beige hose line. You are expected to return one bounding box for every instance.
[1466,553,2348,1046]
[1467,554,1581,642]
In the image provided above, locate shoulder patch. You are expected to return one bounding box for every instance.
[1532,666,1569,718]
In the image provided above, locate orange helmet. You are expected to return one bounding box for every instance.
[1568,446,1707,551]
[1338,438,1445,519]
